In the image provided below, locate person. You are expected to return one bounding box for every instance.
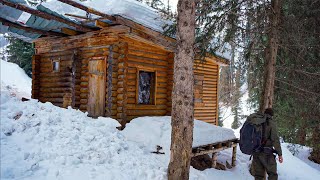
[251,108,283,180]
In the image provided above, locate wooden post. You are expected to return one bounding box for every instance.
[215,65,220,125]
[71,50,77,108]
[57,0,116,21]
[106,46,113,117]
[232,144,237,167]
[212,153,218,168]
[31,55,41,99]
[116,42,128,128]
[63,93,72,108]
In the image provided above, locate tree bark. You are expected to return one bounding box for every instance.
[167,0,196,179]
[310,123,320,164]
[260,0,281,112]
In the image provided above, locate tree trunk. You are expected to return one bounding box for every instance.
[309,124,320,164]
[260,0,281,112]
[167,0,196,179]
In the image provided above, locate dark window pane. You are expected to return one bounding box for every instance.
[138,71,155,104]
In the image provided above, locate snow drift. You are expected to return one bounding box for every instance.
[0,60,31,98]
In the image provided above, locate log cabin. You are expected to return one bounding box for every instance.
[0,0,230,126]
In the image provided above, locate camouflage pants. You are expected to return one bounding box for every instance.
[251,153,278,180]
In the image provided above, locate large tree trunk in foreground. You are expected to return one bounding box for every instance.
[167,0,196,179]
[260,0,281,112]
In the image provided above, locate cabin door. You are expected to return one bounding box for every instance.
[87,57,106,117]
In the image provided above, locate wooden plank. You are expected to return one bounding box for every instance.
[128,44,168,56]
[57,0,116,21]
[126,104,167,110]
[39,87,72,93]
[61,27,81,36]
[40,82,72,87]
[127,109,167,116]
[95,20,110,28]
[232,144,237,167]
[128,49,167,61]
[191,142,238,157]
[65,13,89,20]
[106,46,113,117]
[212,153,218,168]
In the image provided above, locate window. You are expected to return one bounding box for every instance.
[137,70,156,105]
[52,60,60,72]
[194,74,204,104]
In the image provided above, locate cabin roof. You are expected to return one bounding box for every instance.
[0,0,231,64]
[0,0,168,41]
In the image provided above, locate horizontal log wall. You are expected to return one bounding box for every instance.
[122,37,171,121]
[34,27,222,125]
[34,29,122,118]
[34,27,123,54]
[37,51,76,107]
[194,60,219,124]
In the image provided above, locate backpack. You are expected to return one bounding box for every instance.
[239,113,267,155]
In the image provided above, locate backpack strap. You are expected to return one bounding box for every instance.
[261,121,267,146]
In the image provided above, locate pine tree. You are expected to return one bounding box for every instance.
[5,35,34,77]
[231,68,242,129]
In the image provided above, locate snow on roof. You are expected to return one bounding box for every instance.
[42,0,169,33]
[43,0,231,60]
[0,0,231,60]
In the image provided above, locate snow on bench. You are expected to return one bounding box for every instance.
[122,116,238,168]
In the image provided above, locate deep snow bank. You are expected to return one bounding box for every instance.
[1,91,319,179]
[0,92,167,180]
[0,60,31,98]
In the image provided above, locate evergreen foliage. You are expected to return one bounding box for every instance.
[274,0,320,163]
[5,35,34,77]
[200,0,319,162]
[231,68,243,129]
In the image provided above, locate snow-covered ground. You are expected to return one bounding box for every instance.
[0,60,31,98]
[1,60,320,179]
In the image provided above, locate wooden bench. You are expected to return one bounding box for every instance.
[191,138,239,168]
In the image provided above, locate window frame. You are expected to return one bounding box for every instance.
[135,67,157,106]
[51,58,61,73]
